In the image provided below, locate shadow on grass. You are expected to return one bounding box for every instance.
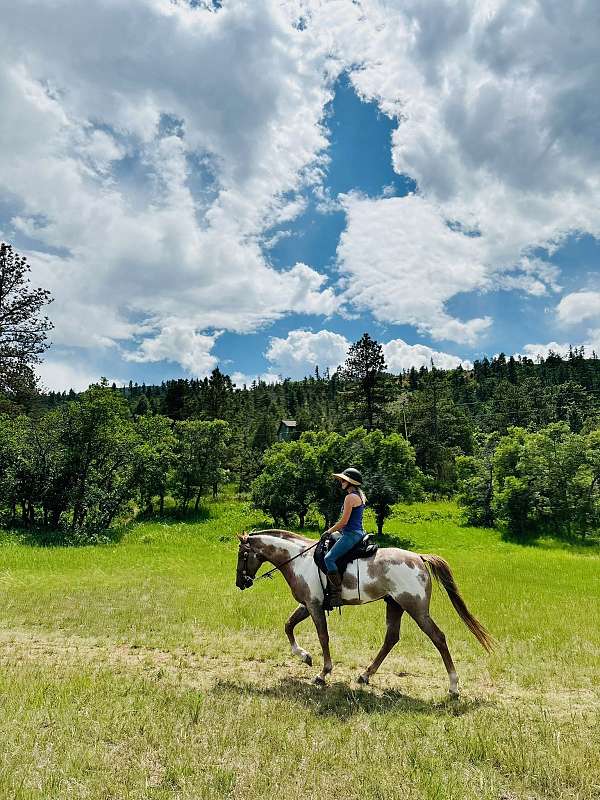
[499,524,600,553]
[0,524,125,548]
[136,505,213,527]
[212,677,490,720]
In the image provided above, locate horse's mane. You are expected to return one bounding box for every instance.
[249,528,315,544]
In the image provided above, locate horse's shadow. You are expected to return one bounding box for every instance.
[212,677,490,720]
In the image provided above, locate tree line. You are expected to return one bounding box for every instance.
[0,383,230,540]
[3,241,600,541]
[457,424,600,539]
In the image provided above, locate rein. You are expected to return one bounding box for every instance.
[242,539,319,587]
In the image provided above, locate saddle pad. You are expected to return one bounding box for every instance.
[314,533,378,577]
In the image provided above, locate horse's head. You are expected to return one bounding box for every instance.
[235,532,265,590]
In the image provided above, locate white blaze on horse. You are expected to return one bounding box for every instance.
[236,529,494,695]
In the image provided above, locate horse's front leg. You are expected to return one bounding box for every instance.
[285,604,312,666]
[308,603,332,685]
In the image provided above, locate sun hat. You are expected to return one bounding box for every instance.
[332,467,363,486]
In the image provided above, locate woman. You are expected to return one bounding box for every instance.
[323,467,367,607]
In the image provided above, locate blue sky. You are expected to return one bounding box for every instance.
[2,1,600,390]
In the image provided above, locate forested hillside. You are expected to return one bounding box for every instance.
[40,342,600,490]
[3,275,600,542]
[3,338,592,542]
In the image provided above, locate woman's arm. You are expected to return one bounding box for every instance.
[325,494,360,534]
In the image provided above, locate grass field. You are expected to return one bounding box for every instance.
[0,498,599,800]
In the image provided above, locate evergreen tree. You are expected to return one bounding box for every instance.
[342,333,388,431]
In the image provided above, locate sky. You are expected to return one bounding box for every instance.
[1,0,600,391]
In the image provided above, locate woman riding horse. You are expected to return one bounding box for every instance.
[323,467,367,608]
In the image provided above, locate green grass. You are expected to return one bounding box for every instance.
[0,498,599,799]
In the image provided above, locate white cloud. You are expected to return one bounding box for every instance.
[337,193,491,344]
[266,329,350,378]
[265,328,470,378]
[36,357,124,393]
[301,0,600,342]
[383,339,472,371]
[519,337,600,361]
[556,292,600,325]
[0,0,337,373]
[230,371,282,387]
[4,0,600,378]
[123,325,221,376]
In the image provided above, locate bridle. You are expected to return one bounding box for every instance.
[238,537,320,589]
[239,546,256,589]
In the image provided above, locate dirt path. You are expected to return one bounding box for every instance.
[0,626,598,719]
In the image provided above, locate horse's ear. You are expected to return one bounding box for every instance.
[237,532,248,542]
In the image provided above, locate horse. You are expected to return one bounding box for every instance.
[236,529,494,694]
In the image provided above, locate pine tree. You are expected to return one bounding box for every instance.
[342,333,388,431]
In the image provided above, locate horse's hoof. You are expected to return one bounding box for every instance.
[449,689,460,699]
[357,673,369,685]
[312,675,326,687]
[302,653,313,667]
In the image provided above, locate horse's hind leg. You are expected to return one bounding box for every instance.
[285,604,312,666]
[413,612,459,697]
[358,598,403,685]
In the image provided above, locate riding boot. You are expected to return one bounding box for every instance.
[326,570,343,608]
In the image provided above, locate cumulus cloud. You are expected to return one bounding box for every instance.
[266,329,350,378]
[383,339,472,371]
[1,0,336,376]
[4,0,600,381]
[265,328,469,378]
[337,193,491,344]
[230,371,282,387]
[36,356,125,393]
[556,292,600,325]
[123,325,221,375]
[519,337,600,361]
[302,0,600,342]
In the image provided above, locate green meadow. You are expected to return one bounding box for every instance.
[0,498,598,800]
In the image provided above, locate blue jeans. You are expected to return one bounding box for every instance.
[324,530,364,572]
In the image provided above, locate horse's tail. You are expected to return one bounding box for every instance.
[419,553,495,653]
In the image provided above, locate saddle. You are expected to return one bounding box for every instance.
[314,533,379,578]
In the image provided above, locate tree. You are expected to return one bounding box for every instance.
[301,430,353,527]
[406,373,473,495]
[0,413,29,523]
[491,427,532,535]
[255,428,420,534]
[205,368,234,420]
[0,243,53,401]
[456,433,498,527]
[133,394,151,417]
[60,382,140,531]
[356,429,420,535]
[134,415,177,514]
[251,440,320,527]
[172,420,230,512]
[490,423,600,538]
[342,333,388,431]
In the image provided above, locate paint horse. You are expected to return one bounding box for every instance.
[236,530,494,694]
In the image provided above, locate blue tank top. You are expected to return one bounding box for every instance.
[342,495,365,534]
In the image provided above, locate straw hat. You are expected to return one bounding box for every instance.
[332,467,363,486]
